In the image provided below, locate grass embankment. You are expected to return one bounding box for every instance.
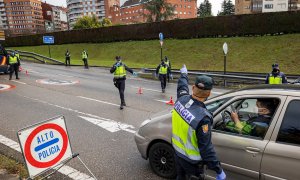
[10,34,300,74]
[0,154,28,178]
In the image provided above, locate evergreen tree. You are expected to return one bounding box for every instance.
[218,0,235,16]
[197,0,212,18]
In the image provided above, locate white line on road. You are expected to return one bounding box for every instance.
[155,99,169,103]
[21,95,136,134]
[4,78,27,84]
[77,96,119,107]
[0,134,95,180]
[79,116,136,134]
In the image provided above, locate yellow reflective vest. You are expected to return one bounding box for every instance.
[9,56,18,64]
[268,75,282,84]
[82,51,87,59]
[159,65,168,75]
[172,99,212,163]
[114,64,126,78]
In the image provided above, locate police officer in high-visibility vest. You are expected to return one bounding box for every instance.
[82,49,88,69]
[65,49,71,66]
[164,56,172,82]
[156,60,170,93]
[110,56,137,110]
[172,65,226,180]
[8,51,20,80]
[265,63,287,84]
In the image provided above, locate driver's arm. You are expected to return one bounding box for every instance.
[231,112,244,131]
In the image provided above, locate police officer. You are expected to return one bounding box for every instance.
[110,56,137,110]
[156,60,170,93]
[164,56,172,82]
[65,49,71,66]
[82,49,88,69]
[8,51,20,80]
[265,63,287,84]
[172,64,226,180]
[227,98,277,138]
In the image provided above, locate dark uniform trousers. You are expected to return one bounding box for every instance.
[159,74,167,90]
[175,154,204,180]
[9,63,19,79]
[83,58,88,69]
[114,78,126,104]
[65,57,70,66]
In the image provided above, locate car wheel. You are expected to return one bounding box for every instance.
[149,142,176,179]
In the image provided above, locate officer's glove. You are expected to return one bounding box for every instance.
[180,64,188,74]
[216,170,226,180]
[133,72,138,77]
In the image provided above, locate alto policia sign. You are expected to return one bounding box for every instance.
[17,116,73,179]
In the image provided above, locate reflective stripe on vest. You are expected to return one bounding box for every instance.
[268,75,282,84]
[172,109,201,161]
[9,56,18,64]
[82,52,87,59]
[159,65,168,75]
[114,65,126,78]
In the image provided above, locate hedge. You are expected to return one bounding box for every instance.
[4,11,300,47]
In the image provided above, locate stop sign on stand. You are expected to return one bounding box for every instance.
[17,116,73,179]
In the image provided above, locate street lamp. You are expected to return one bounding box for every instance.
[223,42,228,87]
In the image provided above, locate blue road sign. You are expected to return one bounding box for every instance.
[159,33,164,41]
[43,36,54,44]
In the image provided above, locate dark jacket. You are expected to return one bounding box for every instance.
[175,74,222,174]
[110,61,133,80]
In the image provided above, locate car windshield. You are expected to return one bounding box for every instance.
[206,97,233,113]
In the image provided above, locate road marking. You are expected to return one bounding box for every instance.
[0,134,94,180]
[77,96,119,107]
[57,74,74,78]
[131,86,162,93]
[4,78,27,84]
[79,116,136,134]
[155,99,169,103]
[21,95,136,134]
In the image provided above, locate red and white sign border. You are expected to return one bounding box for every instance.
[17,116,73,179]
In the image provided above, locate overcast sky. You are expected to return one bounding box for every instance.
[45,0,233,16]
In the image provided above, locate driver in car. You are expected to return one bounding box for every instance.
[226,98,277,138]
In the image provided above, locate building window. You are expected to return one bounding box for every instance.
[265,4,273,9]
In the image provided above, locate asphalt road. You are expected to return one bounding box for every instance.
[0,62,228,180]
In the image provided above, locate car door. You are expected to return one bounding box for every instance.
[205,95,286,180]
[260,96,300,180]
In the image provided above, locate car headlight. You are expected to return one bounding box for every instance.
[140,119,151,127]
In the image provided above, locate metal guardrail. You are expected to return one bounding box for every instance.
[143,68,298,84]
[6,49,64,65]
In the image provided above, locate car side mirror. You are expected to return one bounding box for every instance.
[241,102,249,109]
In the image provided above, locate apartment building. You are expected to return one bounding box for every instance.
[110,0,197,24]
[67,0,106,28]
[42,2,68,32]
[0,0,8,29]
[4,0,44,36]
[235,0,299,14]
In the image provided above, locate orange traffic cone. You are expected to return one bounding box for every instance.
[166,96,175,106]
[136,87,143,94]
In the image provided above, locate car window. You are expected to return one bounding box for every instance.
[214,98,280,139]
[276,100,300,146]
[206,97,232,114]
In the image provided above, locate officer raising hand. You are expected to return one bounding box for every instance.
[172,64,226,180]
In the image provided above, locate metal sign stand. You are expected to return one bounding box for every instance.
[34,153,98,180]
